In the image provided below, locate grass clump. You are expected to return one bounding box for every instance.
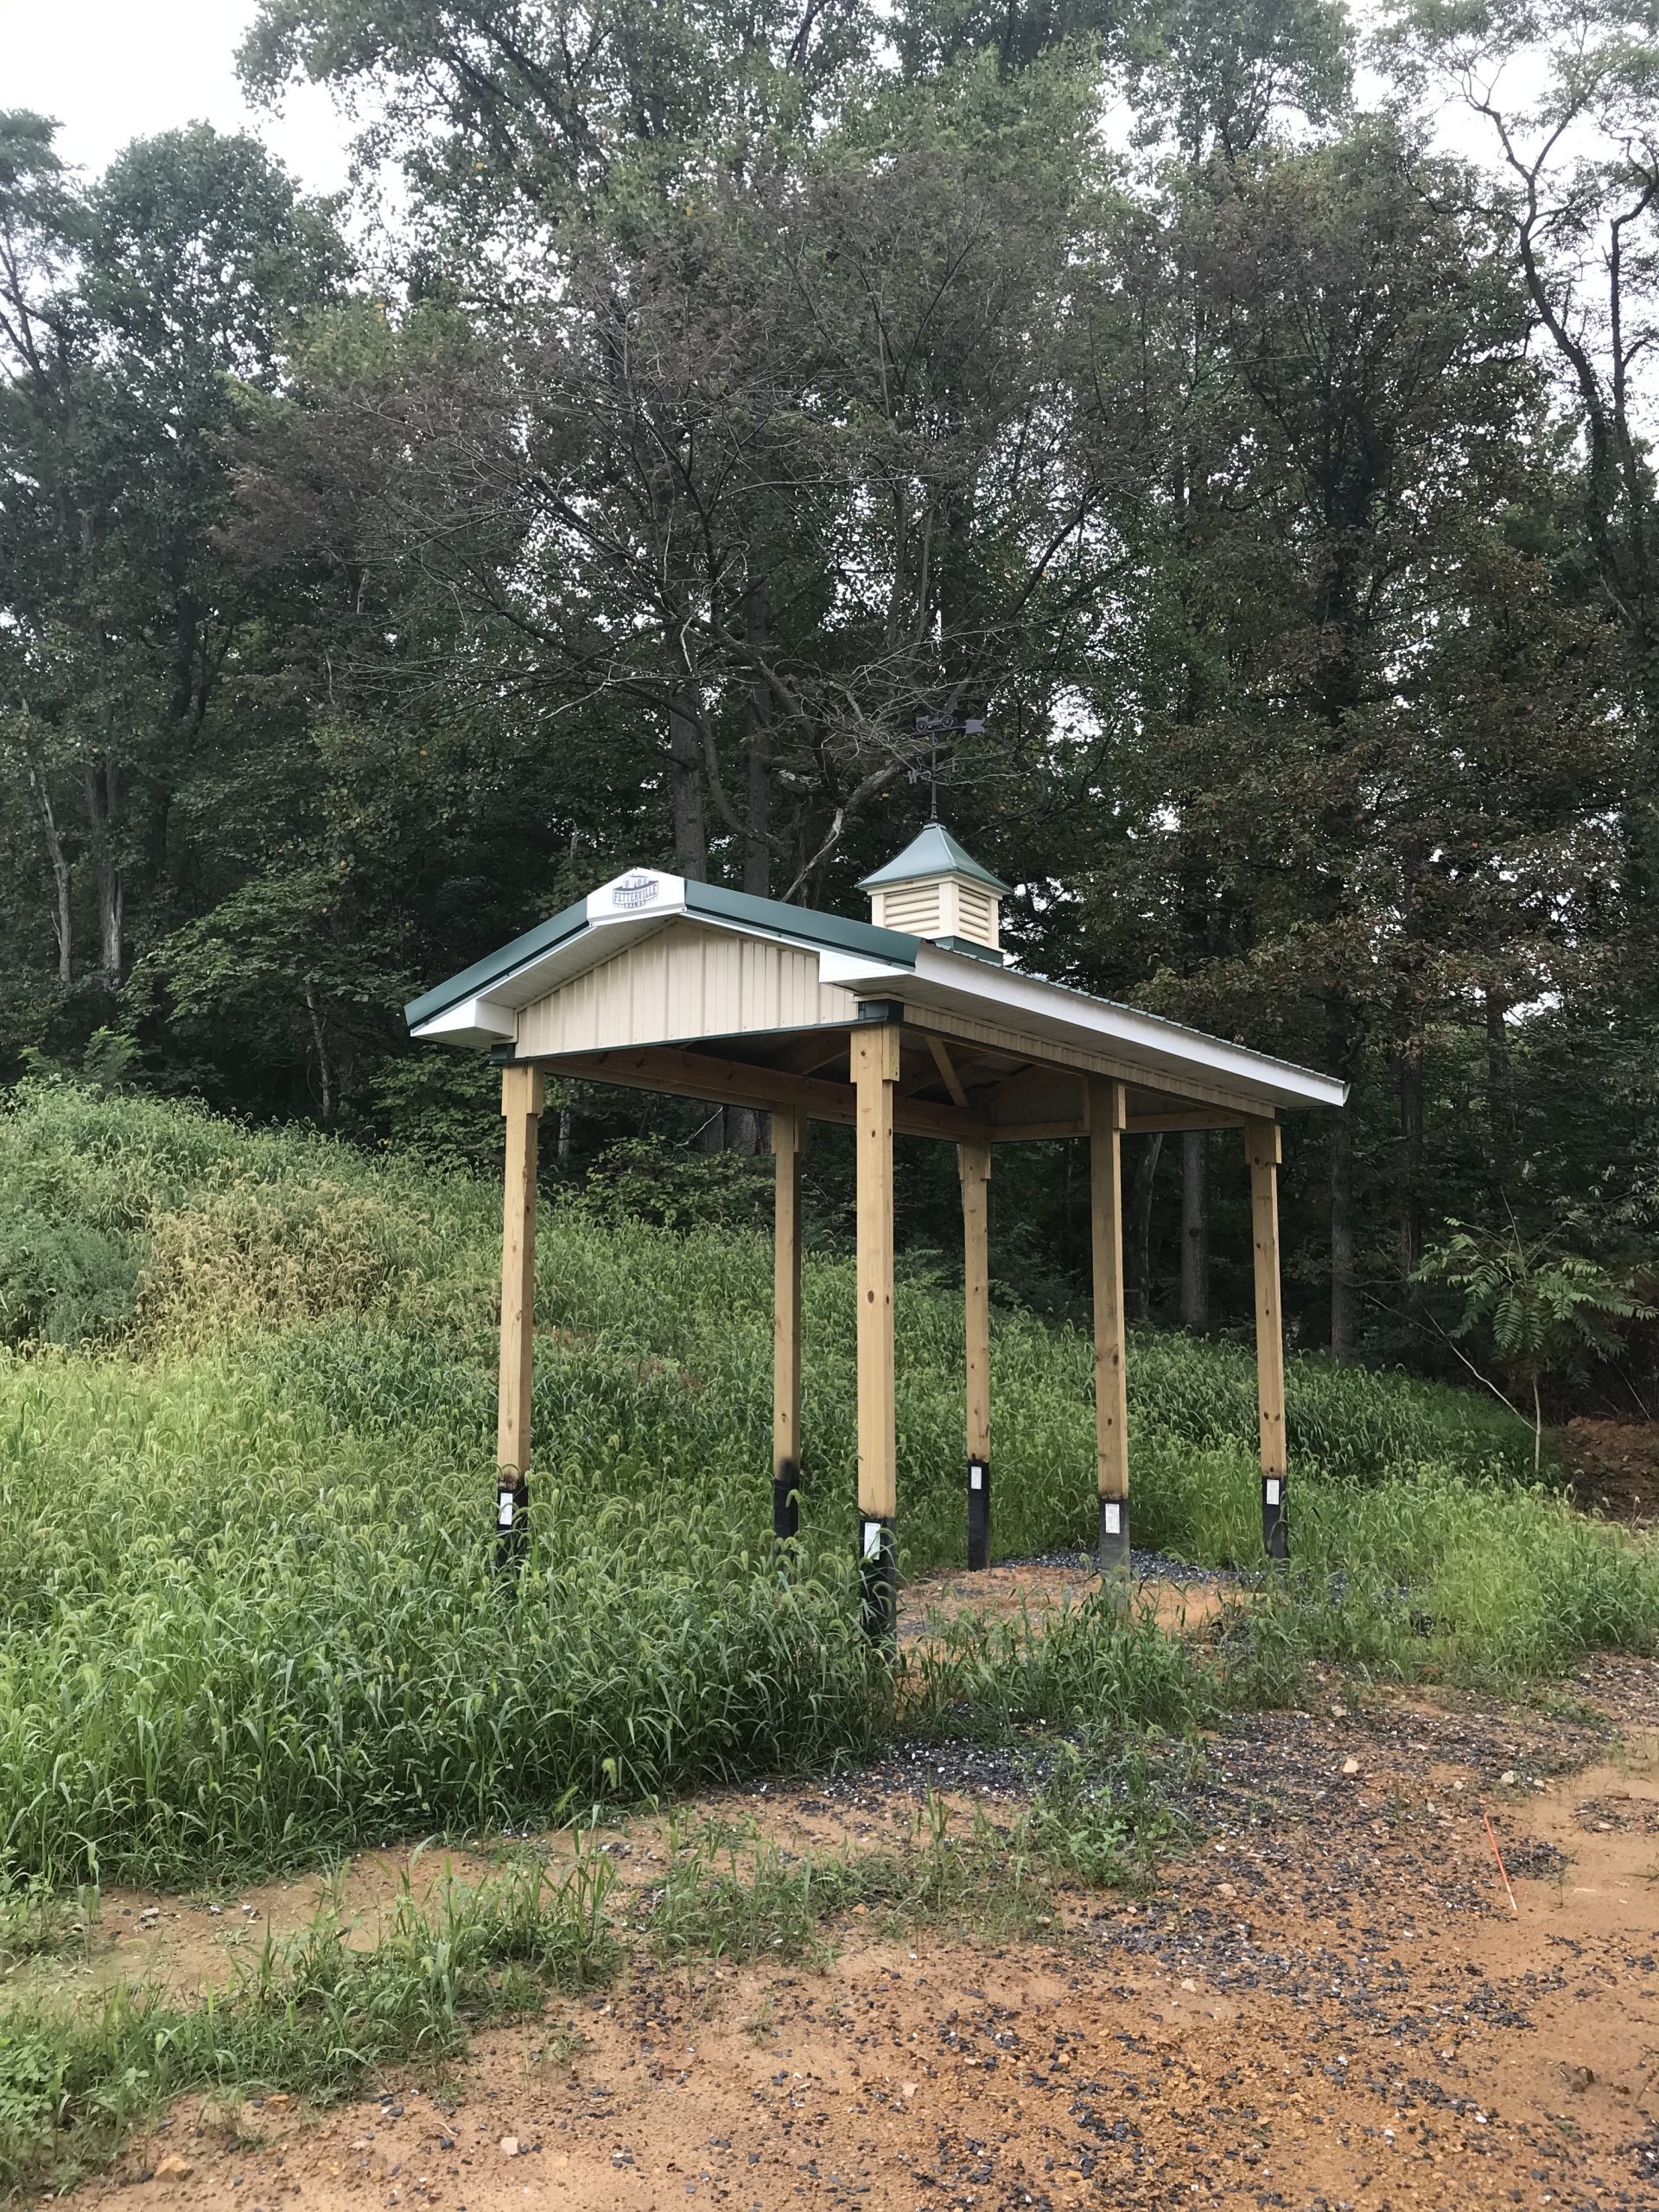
[646,1792,1054,1967]
[908,1592,1222,1741]
[643,1734,1203,1974]
[646,1819,870,1966]
[1026,1736,1198,1891]
[0,1876,99,1969]
[0,1853,618,2195]
[1229,1473,1659,1691]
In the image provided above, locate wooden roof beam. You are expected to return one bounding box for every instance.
[989,1103,1255,1142]
[1127,1108,1247,1132]
[527,1043,992,1143]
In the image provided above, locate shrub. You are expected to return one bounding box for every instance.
[0,1209,139,1348]
[564,1135,774,1233]
[137,1180,424,1338]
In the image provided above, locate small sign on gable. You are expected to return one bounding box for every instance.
[588,869,684,922]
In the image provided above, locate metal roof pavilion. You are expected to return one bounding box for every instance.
[409,841,1346,1641]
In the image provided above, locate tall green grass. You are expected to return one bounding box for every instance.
[0,1079,1652,1888]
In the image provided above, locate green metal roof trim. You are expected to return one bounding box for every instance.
[404,897,590,1029]
[856,823,1012,895]
[404,879,918,1031]
[683,880,918,963]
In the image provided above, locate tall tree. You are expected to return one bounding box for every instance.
[228,63,1151,898]
[0,118,343,1025]
[1392,0,1659,900]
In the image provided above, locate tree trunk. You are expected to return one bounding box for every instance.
[1126,1132,1163,1321]
[727,1107,765,1155]
[29,767,73,986]
[743,573,772,899]
[1395,837,1429,1279]
[1324,979,1361,1361]
[304,982,333,1122]
[1330,1110,1356,1363]
[668,690,708,882]
[81,759,123,987]
[1397,1024,1426,1279]
[1179,1129,1209,1331]
[1484,988,1512,1189]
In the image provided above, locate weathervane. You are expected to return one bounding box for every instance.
[912,702,987,822]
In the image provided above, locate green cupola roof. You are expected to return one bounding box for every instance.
[856,823,1012,895]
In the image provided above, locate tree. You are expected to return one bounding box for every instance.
[1391,0,1659,900]
[0,117,345,1028]
[227,62,1151,899]
[239,0,877,256]
[1416,1218,1652,1465]
[1044,122,1547,1351]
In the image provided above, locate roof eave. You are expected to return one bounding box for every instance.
[907,944,1346,1110]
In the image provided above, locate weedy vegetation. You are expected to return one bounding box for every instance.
[0,1079,1654,1892]
[0,1080,1656,2183]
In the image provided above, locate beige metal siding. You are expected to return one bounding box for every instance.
[515,921,858,1056]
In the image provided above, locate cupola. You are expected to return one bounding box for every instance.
[857,823,1011,958]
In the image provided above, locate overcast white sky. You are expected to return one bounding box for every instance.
[2,0,354,193]
[0,0,1534,204]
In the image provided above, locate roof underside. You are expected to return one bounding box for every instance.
[406,871,1346,1125]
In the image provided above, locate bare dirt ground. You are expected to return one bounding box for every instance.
[896,1559,1231,1643]
[44,1645,1659,2212]
[1558,1421,1659,1530]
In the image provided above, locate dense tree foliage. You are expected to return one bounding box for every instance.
[4,0,1659,1404]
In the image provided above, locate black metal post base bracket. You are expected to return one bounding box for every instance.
[773,1459,801,1546]
[860,1516,897,1648]
[1262,1475,1289,1560]
[495,1470,529,1576]
[967,1458,990,1570]
[1097,1493,1131,1602]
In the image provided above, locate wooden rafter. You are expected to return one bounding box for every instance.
[926,1034,971,1111]
[774,1027,849,1077]
[902,1006,1269,1120]
[972,1061,1084,1119]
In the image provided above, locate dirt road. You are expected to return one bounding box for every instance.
[63,1656,1659,2212]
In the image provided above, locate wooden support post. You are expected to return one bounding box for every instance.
[496,1063,544,1571]
[772,1104,806,1546]
[853,1020,901,1645]
[1247,1116,1289,1560]
[1088,1077,1131,1599]
[959,1137,993,1569]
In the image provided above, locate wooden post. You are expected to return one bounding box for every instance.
[1088,1077,1131,1599]
[853,1020,900,1644]
[772,1104,806,1545]
[959,1137,993,1568]
[497,1062,544,1570]
[1247,1116,1289,1560]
